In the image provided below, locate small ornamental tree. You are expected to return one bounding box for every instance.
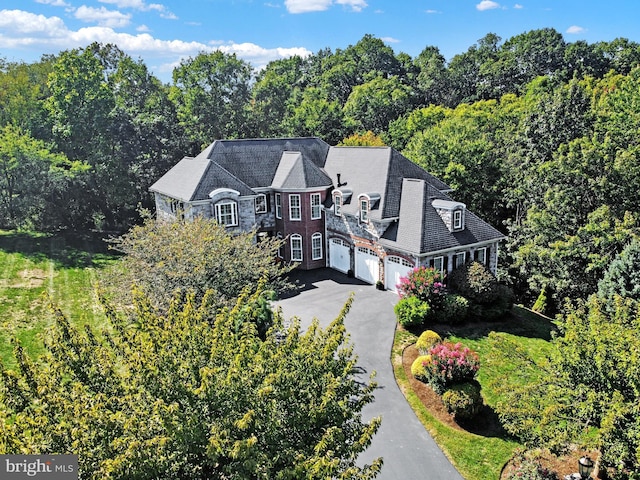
[396,266,445,310]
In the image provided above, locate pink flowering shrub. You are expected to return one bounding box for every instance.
[423,341,480,394]
[396,266,445,311]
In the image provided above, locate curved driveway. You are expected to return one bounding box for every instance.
[275,268,464,480]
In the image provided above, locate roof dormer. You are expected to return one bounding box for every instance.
[358,192,380,223]
[432,199,466,232]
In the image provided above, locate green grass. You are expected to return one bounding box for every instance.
[393,306,558,480]
[0,230,119,368]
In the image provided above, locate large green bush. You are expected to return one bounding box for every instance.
[394,296,430,328]
[442,381,483,421]
[434,294,469,324]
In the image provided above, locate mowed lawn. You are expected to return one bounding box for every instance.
[0,230,118,368]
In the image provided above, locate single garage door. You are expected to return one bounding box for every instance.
[385,256,414,293]
[329,238,350,273]
[355,247,380,284]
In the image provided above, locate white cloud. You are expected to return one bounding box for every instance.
[566,25,586,34]
[476,1,500,11]
[136,24,150,32]
[99,0,177,18]
[0,9,311,80]
[336,0,368,12]
[284,0,367,14]
[514,3,523,8]
[35,0,70,6]
[380,36,399,44]
[425,9,441,14]
[75,6,131,28]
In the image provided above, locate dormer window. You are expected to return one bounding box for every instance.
[360,198,369,223]
[215,201,238,227]
[334,193,342,216]
[255,193,267,214]
[453,209,463,230]
[432,199,466,232]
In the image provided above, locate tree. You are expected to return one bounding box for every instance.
[598,239,640,302]
[0,125,90,230]
[284,87,347,145]
[492,295,640,476]
[339,131,386,146]
[102,214,295,311]
[171,51,252,152]
[0,285,382,479]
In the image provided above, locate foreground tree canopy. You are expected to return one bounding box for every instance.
[0,286,382,479]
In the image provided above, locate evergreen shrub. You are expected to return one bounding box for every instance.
[441,381,483,420]
[415,330,442,354]
[410,355,432,383]
[394,296,429,328]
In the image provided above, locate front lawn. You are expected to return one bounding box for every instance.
[392,306,559,480]
[0,230,118,367]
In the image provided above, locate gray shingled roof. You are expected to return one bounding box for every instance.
[271,151,333,189]
[380,179,504,254]
[203,137,330,188]
[323,146,452,221]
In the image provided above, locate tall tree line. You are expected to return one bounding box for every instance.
[2,29,640,306]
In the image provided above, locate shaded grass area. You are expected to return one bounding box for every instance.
[393,306,558,480]
[0,230,119,368]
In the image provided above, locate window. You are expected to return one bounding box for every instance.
[275,193,282,219]
[311,193,321,220]
[255,194,267,214]
[360,198,369,223]
[290,234,303,261]
[289,194,301,220]
[215,202,238,226]
[476,247,487,265]
[312,233,323,260]
[334,193,342,216]
[433,256,444,275]
[453,209,463,230]
[276,232,283,258]
[454,252,466,269]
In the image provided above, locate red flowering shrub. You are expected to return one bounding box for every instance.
[396,266,445,310]
[423,341,480,394]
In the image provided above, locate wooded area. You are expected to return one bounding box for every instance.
[2,28,640,308]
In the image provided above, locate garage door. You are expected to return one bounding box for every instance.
[329,238,350,273]
[385,256,414,293]
[355,247,379,284]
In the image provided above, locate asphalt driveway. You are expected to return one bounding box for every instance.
[275,268,464,480]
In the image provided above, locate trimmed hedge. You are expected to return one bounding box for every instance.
[442,381,483,420]
[415,330,442,354]
[411,355,432,383]
[394,296,430,328]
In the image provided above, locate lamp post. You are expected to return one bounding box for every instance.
[578,456,595,479]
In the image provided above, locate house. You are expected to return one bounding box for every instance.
[149,137,505,292]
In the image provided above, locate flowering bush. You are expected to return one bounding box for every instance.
[423,341,480,394]
[396,266,445,309]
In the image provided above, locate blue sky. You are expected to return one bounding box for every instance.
[1,0,639,83]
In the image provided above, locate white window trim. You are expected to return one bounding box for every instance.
[311,193,322,220]
[476,247,487,265]
[255,193,267,214]
[289,194,301,221]
[433,256,444,275]
[334,194,342,216]
[275,193,282,219]
[360,198,369,223]
[312,232,323,260]
[453,209,463,230]
[214,201,238,227]
[276,232,283,258]
[290,234,303,262]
